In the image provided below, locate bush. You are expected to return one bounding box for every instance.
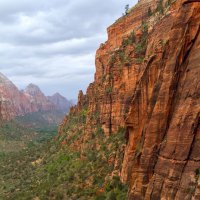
[97,176,128,200]
[135,22,148,57]
[165,0,172,8]
[106,87,113,94]
[109,54,117,67]
[125,4,129,15]
[122,31,136,47]
[135,57,144,64]
[156,0,164,14]
[148,7,152,16]
[196,168,200,175]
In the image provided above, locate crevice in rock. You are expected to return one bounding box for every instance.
[162,24,200,146]
[183,0,200,5]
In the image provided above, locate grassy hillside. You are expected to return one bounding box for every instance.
[15,110,65,129]
[0,110,68,199]
[0,108,128,200]
[0,111,60,153]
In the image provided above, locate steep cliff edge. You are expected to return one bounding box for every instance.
[60,0,200,199]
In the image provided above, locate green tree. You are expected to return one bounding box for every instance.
[125,4,129,15]
[157,0,164,14]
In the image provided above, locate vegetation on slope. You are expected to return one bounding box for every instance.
[0,107,128,200]
[0,111,60,153]
[0,112,59,198]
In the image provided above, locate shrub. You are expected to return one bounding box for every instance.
[165,0,172,8]
[135,57,144,64]
[118,51,126,64]
[97,176,128,200]
[134,22,148,57]
[129,31,136,43]
[148,7,152,16]
[196,168,200,175]
[122,31,136,47]
[101,74,106,83]
[109,54,117,67]
[125,4,129,15]
[96,126,104,136]
[156,0,164,14]
[106,87,113,94]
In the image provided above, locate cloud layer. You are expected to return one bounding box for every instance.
[0,0,136,99]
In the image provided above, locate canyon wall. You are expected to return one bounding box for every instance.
[122,1,200,199]
[60,0,200,199]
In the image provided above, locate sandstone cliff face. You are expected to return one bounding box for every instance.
[60,0,200,199]
[122,1,200,199]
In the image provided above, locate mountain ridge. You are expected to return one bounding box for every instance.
[0,72,71,120]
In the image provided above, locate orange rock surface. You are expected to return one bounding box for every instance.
[60,0,200,199]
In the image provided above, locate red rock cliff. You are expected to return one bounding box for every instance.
[122,1,200,199]
[60,0,200,199]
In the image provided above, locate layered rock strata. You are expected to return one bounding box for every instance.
[60,0,200,199]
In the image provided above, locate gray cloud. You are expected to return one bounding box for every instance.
[0,0,137,99]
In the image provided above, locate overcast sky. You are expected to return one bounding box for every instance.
[0,0,137,99]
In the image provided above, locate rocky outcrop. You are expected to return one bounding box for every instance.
[47,93,72,112]
[60,0,200,199]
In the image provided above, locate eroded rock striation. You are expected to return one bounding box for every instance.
[122,1,200,199]
[60,0,200,199]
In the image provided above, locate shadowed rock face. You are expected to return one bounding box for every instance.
[60,0,200,199]
[183,0,200,5]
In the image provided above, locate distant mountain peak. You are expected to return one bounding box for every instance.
[0,72,8,80]
[24,83,42,96]
[27,83,39,87]
[52,92,62,97]
[0,72,12,85]
[25,83,40,91]
[0,72,71,120]
[47,93,71,112]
